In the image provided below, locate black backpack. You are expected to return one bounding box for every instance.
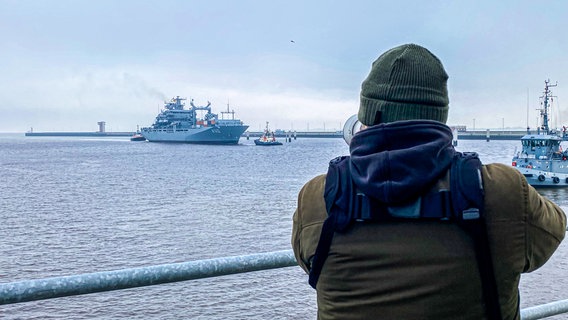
[308,152,502,320]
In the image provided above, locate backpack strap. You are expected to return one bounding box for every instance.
[451,152,502,320]
[309,156,352,289]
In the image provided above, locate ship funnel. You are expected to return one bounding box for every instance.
[343,114,363,145]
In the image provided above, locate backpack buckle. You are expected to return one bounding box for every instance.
[462,208,480,220]
[388,198,422,219]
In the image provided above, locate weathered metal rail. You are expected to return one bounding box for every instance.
[0,249,566,319]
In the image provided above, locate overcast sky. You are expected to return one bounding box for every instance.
[1,0,568,133]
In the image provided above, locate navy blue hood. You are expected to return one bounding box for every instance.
[349,120,455,204]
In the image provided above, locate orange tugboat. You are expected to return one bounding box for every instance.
[130,126,146,141]
[254,122,282,146]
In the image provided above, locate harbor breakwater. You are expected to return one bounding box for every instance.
[24,129,535,140]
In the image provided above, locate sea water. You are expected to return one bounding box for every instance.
[0,134,566,319]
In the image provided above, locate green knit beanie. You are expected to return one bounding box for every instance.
[358,44,449,126]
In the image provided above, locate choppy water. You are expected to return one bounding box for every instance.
[0,135,566,319]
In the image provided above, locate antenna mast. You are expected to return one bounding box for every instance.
[539,79,557,134]
[526,88,529,134]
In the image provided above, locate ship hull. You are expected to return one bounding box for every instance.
[141,125,249,144]
[254,139,282,146]
[513,164,568,188]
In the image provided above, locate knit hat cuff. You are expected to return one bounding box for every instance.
[359,95,449,126]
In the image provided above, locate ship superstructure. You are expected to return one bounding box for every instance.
[141,96,248,144]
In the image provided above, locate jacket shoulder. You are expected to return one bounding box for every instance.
[292,174,328,273]
[482,163,526,186]
[481,162,566,272]
[480,163,528,226]
[297,174,328,225]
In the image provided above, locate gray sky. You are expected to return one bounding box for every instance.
[1,0,568,133]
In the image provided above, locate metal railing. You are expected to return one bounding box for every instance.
[0,249,566,319]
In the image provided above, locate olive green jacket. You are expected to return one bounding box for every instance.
[292,164,566,320]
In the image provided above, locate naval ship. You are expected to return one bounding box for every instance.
[511,80,568,187]
[141,96,249,144]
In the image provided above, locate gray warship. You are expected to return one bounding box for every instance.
[511,80,568,187]
[141,96,249,144]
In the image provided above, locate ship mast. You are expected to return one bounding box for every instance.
[539,79,557,134]
[221,102,236,120]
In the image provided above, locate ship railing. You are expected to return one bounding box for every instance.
[215,120,244,126]
[145,128,190,133]
[0,249,566,319]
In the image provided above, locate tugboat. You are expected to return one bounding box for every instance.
[511,80,568,187]
[140,96,249,144]
[254,122,283,146]
[130,126,146,141]
[130,133,146,141]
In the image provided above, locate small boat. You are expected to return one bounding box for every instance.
[130,133,146,141]
[254,122,283,146]
[511,80,568,187]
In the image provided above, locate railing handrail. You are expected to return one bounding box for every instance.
[0,249,566,319]
[0,250,296,305]
[522,299,568,320]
